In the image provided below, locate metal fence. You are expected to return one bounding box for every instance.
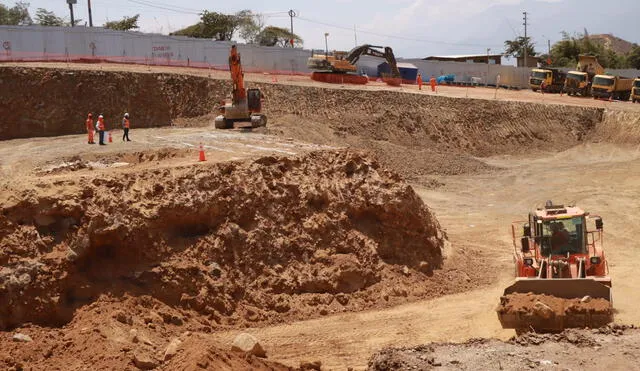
[0,25,312,74]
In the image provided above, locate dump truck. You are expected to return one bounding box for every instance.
[529,68,566,93]
[632,78,640,103]
[592,74,633,101]
[564,55,605,97]
[497,201,613,334]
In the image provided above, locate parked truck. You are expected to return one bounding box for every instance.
[632,78,640,103]
[529,68,566,93]
[591,75,633,101]
[564,55,604,97]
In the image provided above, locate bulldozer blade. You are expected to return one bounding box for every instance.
[503,278,612,300]
[498,278,613,332]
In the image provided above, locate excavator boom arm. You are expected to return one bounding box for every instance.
[346,44,401,78]
[229,45,246,103]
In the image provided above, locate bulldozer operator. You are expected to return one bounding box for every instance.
[550,221,570,254]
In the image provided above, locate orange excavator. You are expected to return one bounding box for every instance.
[307,44,401,85]
[215,45,267,129]
[497,201,613,333]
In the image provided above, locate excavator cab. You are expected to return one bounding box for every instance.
[247,88,262,112]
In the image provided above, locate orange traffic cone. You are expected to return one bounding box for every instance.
[198,143,206,162]
[108,131,113,143]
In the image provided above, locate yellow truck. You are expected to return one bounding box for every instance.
[632,78,640,103]
[529,68,566,93]
[592,75,633,101]
[564,55,604,97]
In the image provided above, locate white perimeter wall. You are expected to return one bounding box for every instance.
[1,26,638,88]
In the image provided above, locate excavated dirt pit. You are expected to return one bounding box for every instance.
[3,65,640,370]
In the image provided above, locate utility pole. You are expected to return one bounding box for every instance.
[486,48,491,87]
[288,10,296,47]
[87,0,93,27]
[67,0,77,27]
[324,33,329,59]
[522,11,528,67]
[354,25,358,47]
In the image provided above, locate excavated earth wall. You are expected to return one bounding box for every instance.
[1,67,605,155]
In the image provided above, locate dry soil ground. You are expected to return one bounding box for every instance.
[2,62,640,370]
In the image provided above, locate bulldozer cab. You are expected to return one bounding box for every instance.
[535,216,586,257]
[247,88,262,113]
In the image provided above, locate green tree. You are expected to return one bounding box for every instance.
[0,1,32,25]
[34,8,64,27]
[172,9,260,41]
[548,31,630,68]
[627,45,640,70]
[200,10,237,40]
[257,26,302,47]
[503,36,536,58]
[236,9,263,44]
[104,14,140,31]
[171,23,206,38]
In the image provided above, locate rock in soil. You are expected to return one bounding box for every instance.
[231,333,266,358]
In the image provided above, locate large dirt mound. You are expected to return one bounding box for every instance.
[0,149,445,331]
[367,325,639,371]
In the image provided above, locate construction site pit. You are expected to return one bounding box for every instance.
[1,64,640,370]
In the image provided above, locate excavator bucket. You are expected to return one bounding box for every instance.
[497,278,613,332]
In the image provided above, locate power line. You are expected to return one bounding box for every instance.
[296,15,503,48]
[126,0,200,15]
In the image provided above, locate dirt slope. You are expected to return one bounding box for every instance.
[0,67,228,140]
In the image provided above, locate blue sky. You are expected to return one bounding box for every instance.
[3,0,639,58]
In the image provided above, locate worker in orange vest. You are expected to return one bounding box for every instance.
[417,73,423,90]
[430,75,437,92]
[122,113,131,142]
[85,113,95,144]
[96,114,106,145]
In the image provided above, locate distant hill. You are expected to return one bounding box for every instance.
[589,34,637,55]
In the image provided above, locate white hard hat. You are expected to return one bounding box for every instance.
[98,115,104,118]
[124,113,129,117]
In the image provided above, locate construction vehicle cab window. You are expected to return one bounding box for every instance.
[531,70,549,79]
[566,72,586,82]
[593,76,615,86]
[538,217,585,256]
